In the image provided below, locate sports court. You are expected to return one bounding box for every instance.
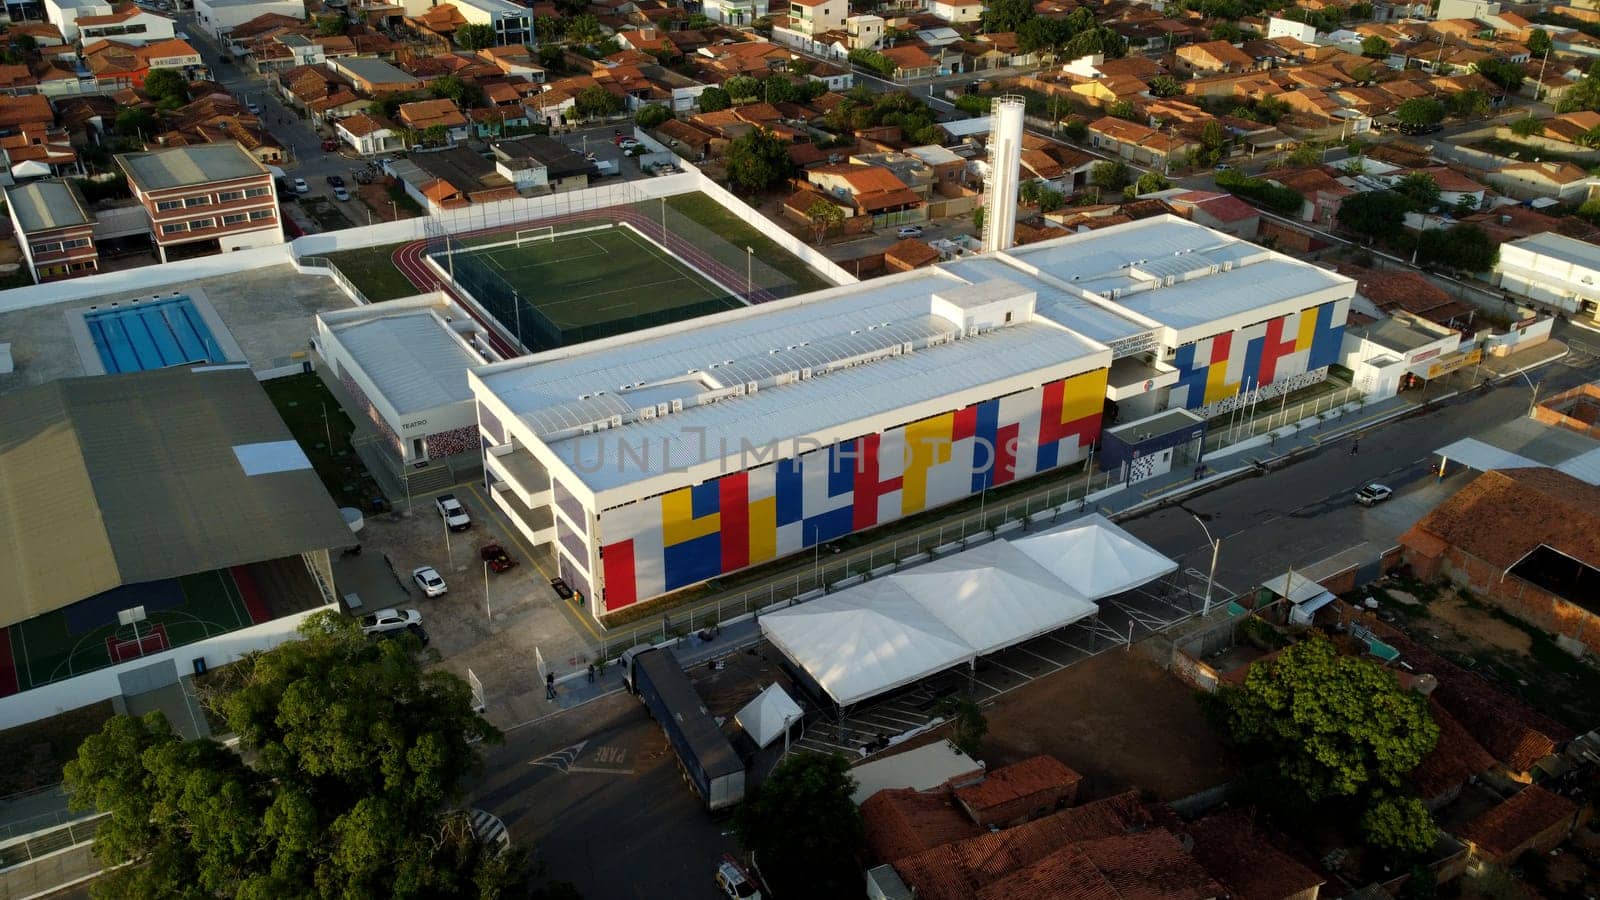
[0,566,272,698]
[441,224,745,349]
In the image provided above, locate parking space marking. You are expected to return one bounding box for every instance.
[465,483,604,643]
[1015,645,1064,669]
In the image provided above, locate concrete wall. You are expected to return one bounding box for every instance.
[0,603,333,731]
[1420,544,1600,656]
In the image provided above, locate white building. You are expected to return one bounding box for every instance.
[194,0,304,39]
[924,0,982,24]
[703,0,768,26]
[1266,16,1317,43]
[1495,231,1600,317]
[48,0,175,44]
[1340,311,1465,400]
[464,215,1353,621]
[397,0,529,44]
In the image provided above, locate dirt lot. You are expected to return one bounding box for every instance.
[0,701,114,794]
[975,650,1235,801]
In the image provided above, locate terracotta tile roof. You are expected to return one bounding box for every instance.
[955,756,1082,815]
[892,792,1150,900]
[398,98,467,129]
[862,787,983,864]
[337,113,391,137]
[1175,191,1258,223]
[1410,698,1497,801]
[812,162,909,194]
[886,238,940,269]
[1460,785,1577,860]
[1186,809,1325,900]
[1499,160,1591,185]
[1407,468,1600,570]
[856,187,923,212]
[882,45,937,70]
[977,830,1223,900]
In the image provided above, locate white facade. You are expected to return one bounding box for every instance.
[982,96,1024,253]
[704,0,769,25]
[43,0,108,42]
[1266,16,1317,43]
[925,0,981,23]
[1495,231,1600,316]
[1340,312,1463,400]
[194,0,304,38]
[448,0,532,46]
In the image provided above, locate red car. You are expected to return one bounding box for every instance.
[321,138,338,152]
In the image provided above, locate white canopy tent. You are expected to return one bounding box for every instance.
[735,683,804,749]
[761,517,1174,707]
[1012,513,1179,600]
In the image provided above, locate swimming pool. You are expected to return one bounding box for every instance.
[83,296,229,373]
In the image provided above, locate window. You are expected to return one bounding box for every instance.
[156,199,183,211]
[218,190,244,202]
[188,218,214,230]
[222,212,248,225]
[63,237,90,250]
[30,241,61,254]
[126,23,146,33]
[244,186,270,198]
[185,196,210,207]
[161,223,187,234]
[248,209,273,220]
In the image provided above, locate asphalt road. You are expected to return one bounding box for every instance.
[1122,332,1600,595]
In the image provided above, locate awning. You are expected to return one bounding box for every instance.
[1435,436,1542,473]
[1011,513,1179,600]
[735,683,803,749]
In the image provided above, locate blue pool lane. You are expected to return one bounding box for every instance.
[84,297,228,373]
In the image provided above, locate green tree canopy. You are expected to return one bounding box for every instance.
[1449,88,1490,119]
[1394,171,1441,211]
[63,613,510,899]
[726,126,793,194]
[454,22,496,50]
[1017,16,1073,55]
[634,102,671,129]
[735,754,864,896]
[1135,170,1172,194]
[114,106,156,136]
[1147,74,1184,98]
[316,14,347,36]
[564,14,603,45]
[1393,97,1445,127]
[430,73,482,109]
[142,68,189,105]
[1361,795,1438,860]
[1361,35,1390,58]
[1475,57,1524,92]
[1106,99,1140,121]
[761,74,797,104]
[725,75,760,101]
[574,84,622,118]
[1417,223,1497,272]
[982,0,1035,33]
[1213,636,1438,805]
[806,197,843,243]
[698,86,731,112]
[1510,115,1545,137]
[1528,27,1553,56]
[1090,160,1131,190]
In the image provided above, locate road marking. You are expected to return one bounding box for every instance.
[530,740,588,772]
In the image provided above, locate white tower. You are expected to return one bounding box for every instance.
[982,95,1026,254]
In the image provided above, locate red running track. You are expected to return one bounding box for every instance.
[389,205,782,359]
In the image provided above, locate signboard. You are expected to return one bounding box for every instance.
[1426,347,1482,379]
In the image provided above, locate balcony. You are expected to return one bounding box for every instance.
[488,480,555,546]
[485,445,551,508]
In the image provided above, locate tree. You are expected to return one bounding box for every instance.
[536,15,565,42]
[1393,97,1445,127]
[564,14,603,45]
[1106,99,1140,121]
[761,74,797,104]
[725,126,793,194]
[1528,27,1552,56]
[142,68,189,106]
[1017,16,1073,56]
[982,0,1035,33]
[1417,223,1497,272]
[574,85,622,118]
[1510,115,1545,137]
[1559,72,1600,113]
[430,73,482,109]
[937,697,988,756]
[698,86,730,112]
[734,754,864,897]
[454,22,496,50]
[1147,74,1183,98]
[1449,88,1490,119]
[114,106,155,136]
[1064,118,1088,141]
[806,198,843,243]
[1135,170,1171,194]
[1452,194,1479,218]
[1475,57,1524,92]
[1287,142,1322,166]
[847,48,895,77]
[1361,35,1390,58]
[1361,795,1438,860]
[1394,172,1441,210]
[1213,636,1438,806]
[973,203,986,235]
[63,613,510,899]
[725,75,759,102]
[1090,160,1130,190]
[634,103,671,129]
[316,14,347,36]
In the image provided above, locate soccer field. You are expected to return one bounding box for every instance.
[449,225,744,348]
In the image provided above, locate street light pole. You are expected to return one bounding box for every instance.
[746,245,753,297]
[1191,514,1220,617]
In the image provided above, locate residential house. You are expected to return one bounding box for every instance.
[884,236,939,270]
[772,0,848,55]
[1271,166,1353,225]
[193,0,306,40]
[806,161,926,226]
[397,98,470,146]
[477,45,545,82]
[653,117,718,159]
[703,0,768,26]
[1538,109,1600,145]
[328,56,423,94]
[83,37,206,90]
[1493,160,1592,201]
[4,178,98,282]
[336,112,403,156]
[924,0,982,24]
[117,141,281,262]
[1163,189,1261,237]
[1184,809,1326,900]
[1459,785,1581,865]
[447,0,532,46]
[490,134,594,193]
[1071,75,1148,107]
[1088,116,1198,170]
[1384,166,1488,209]
[1176,40,1257,74]
[392,146,515,211]
[72,2,176,45]
[880,45,938,79]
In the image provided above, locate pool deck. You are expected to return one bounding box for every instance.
[0,264,355,394]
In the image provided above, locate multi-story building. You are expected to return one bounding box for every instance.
[449,0,531,45]
[704,0,768,26]
[467,216,1352,621]
[194,0,305,40]
[4,178,98,282]
[117,141,281,262]
[75,3,176,44]
[784,0,847,37]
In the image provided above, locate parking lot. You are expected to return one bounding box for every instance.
[330,486,599,726]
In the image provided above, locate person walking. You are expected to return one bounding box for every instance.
[545,671,556,699]
[1349,439,1359,456]
[586,663,595,683]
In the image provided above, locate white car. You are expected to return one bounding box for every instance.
[246,101,261,115]
[292,177,309,194]
[435,493,471,531]
[896,225,924,238]
[412,566,448,597]
[618,138,641,150]
[359,608,422,635]
[1355,483,1393,506]
[332,186,350,201]
[715,856,760,899]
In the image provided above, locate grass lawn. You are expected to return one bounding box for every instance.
[0,700,114,795]
[302,196,357,233]
[262,372,382,509]
[324,244,418,302]
[665,192,834,295]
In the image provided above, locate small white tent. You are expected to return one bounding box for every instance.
[735,683,803,749]
[1012,513,1178,599]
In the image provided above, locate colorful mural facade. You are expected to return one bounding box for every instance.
[1169,299,1348,410]
[595,368,1109,612]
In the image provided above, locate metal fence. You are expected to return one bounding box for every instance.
[1201,380,1365,455]
[0,814,105,872]
[299,256,370,306]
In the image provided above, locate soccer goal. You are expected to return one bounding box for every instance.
[515,225,557,247]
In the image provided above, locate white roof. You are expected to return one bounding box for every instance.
[1261,570,1328,604]
[328,310,483,415]
[849,742,983,805]
[734,683,803,749]
[1435,436,1542,472]
[1435,417,1600,485]
[761,517,1171,706]
[1506,231,1600,269]
[1011,512,1179,600]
